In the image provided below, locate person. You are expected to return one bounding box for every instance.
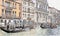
[7,25,9,30]
[5,20,6,25]
[22,25,24,29]
[40,23,44,28]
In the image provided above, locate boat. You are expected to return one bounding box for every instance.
[0,25,25,33]
[1,28,23,33]
[40,23,50,28]
[40,23,57,29]
[0,19,24,33]
[1,27,24,33]
[40,23,45,28]
[50,24,57,29]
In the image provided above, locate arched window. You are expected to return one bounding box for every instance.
[1,19,3,23]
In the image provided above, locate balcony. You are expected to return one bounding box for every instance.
[27,17,31,20]
[5,14,12,19]
[1,14,12,19]
[5,5,14,10]
[23,0,29,2]
[4,1,14,10]
[6,6,13,11]
[9,0,16,2]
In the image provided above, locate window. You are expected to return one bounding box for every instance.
[20,20,22,23]
[10,0,16,2]
[5,10,11,14]
[5,2,10,7]
[13,11,14,14]
[38,4,39,8]
[1,20,3,23]
[23,1,26,5]
[28,8,30,13]
[2,0,4,5]
[23,13,26,18]
[23,7,26,12]
[19,4,22,10]
[2,9,4,16]
[15,11,16,14]
[15,3,16,8]
[30,8,34,13]
[13,3,16,8]
[26,7,28,12]
[32,3,34,7]
[13,11,16,14]
[13,0,16,1]
[13,11,16,18]
[27,14,30,18]
[13,3,14,6]
[16,20,19,23]
[2,9,4,12]
[9,20,11,22]
[5,10,11,17]
[2,9,4,13]
[14,20,16,24]
[23,1,28,6]
[23,19,26,24]
[44,5,47,10]
[31,15,34,18]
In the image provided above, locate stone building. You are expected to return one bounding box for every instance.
[21,0,36,25]
[48,7,60,24]
[0,0,22,19]
[22,0,36,21]
[36,0,48,24]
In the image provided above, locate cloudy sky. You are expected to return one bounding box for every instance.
[47,0,60,10]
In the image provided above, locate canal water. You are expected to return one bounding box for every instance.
[0,26,60,36]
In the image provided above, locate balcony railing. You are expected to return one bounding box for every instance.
[2,2,15,9]
[2,4,14,10]
[6,6,13,10]
[9,0,16,2]
[5,14,12,18]
[1,14,12,19]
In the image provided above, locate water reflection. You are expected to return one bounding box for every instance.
[0,26,60,36]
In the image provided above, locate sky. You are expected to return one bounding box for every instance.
[47,0,60,10]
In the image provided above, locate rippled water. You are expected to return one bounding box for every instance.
[0,26,60,36]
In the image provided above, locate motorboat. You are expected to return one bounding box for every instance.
[40,23,57,29]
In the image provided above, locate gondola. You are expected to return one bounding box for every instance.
[0,25,24,33]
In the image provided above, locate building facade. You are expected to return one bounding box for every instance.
[21,0,48,24]
[36,0,48,23]
[56,10,60,25]
[48,7,60,24]
[0,0,22,19]
[22,0,36,22]
[0,0,49,24]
